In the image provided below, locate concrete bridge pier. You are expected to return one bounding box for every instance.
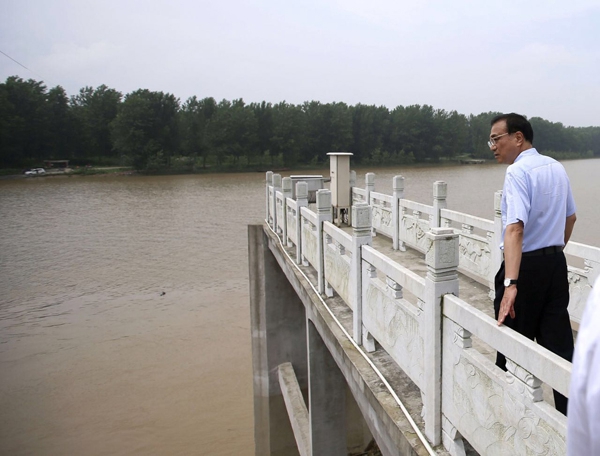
[249,225,373,456]
[249,225,308,455]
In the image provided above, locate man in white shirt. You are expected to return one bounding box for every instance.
[489,113,577,415]
[568,277,600,454]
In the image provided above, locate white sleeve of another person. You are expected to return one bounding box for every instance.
[567,276,600,455]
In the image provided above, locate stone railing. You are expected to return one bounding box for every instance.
[348,173,597,324]
[265,171,598,455]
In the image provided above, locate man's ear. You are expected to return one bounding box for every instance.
[514,131,524,145]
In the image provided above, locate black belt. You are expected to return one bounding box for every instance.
[522,246,563,257]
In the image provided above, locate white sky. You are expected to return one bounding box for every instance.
[1,0,599,127]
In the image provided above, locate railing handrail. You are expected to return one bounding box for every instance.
[323,221,352,252]
[440,208,494,232]
[444,293,571,396]
[362,244,426,299]
[399,198,434,215]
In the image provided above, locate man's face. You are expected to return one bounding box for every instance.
[490,120,517,164]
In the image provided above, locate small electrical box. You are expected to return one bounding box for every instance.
[327,152,353,225]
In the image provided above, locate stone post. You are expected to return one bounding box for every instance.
[423,227,459,446]
[272,173,282,235]
[316,189,332,294]
[348,170,357,226]
[295,182,309,265]
[266,171,273,225]
[282,177,292,247]
[393,175,405,251]
[365,173,375,236]
[491,190,503,299]
[365,173,375,204]
[431,181,447,229]
[351,202,372,345]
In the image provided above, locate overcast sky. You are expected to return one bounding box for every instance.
[1,0,599,127]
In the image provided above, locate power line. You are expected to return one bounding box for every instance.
[0,49,31,71]
[0,48,48,83]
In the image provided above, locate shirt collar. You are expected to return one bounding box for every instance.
[514,147,538,163]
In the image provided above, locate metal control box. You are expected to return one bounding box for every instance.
[328,152,352,207]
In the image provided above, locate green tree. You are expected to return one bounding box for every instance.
[0,76,49,167]
[179,96,216,168]
[71,85,122,162]
[110,89,180,170]
[208,99,258,166]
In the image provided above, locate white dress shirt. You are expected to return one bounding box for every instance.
[500,148,576,252]
[567,276,600,455]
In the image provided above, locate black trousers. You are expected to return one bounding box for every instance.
[494,251,574,415]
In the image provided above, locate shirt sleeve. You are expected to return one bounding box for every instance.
[504,168,530,226]
[566,177,577,217]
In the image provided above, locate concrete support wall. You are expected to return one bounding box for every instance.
[307,319,347,456]
[248,225,308,456]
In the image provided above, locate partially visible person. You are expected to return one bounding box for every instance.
[490,113,577,415]
[567,277,600,455]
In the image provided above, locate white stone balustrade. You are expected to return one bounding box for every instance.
[263,170,595,455]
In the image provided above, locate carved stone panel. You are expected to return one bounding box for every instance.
[363,279,424,389]
[442,318,566,456]
[399,215,429,253]
[458,233,492,283]
[324,245,351,306]
[372,205,393,238]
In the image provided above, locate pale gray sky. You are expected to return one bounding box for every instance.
[2,0,599,126]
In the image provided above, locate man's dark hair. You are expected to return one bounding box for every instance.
[491,113,534,143]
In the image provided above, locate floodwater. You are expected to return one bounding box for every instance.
[1,159,598,455]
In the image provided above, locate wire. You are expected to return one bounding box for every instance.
[0,49,47,82]
[264,220,437,456]
[0,49,31,71]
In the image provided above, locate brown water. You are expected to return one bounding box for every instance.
[1,160,598,455]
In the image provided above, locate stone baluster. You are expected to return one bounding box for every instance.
[442,415,467,456]
[272,174,282,234]
[393,175,405,251]
[461,224,473,235]
[491,190,503,298]
[386,277,402,299]
[365,172,375,205]
[316,190,332,295]
[266,171,273,225]
[351,202,372,345]
[505,359,543,403]
[296,182,309,266]
[282,177,292,247]
[423,227,459,446]
[347,170,357,226]
[431,181,447,229]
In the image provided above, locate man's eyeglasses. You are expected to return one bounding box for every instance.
[487,132,510,149]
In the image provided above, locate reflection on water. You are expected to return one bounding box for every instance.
[0,159,598,455]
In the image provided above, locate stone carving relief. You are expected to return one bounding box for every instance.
[447,350,565,455]
[372,206,393,237]
[324,247,350,305]
[567,263,596,323]
[400,215,429,252]
[458,235,491,278]
[364,282,424,388]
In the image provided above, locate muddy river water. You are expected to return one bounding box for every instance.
[1,160,598,455]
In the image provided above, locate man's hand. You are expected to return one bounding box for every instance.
[498,286,517,325]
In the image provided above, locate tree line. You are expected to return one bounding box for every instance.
[1,75,599,172]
